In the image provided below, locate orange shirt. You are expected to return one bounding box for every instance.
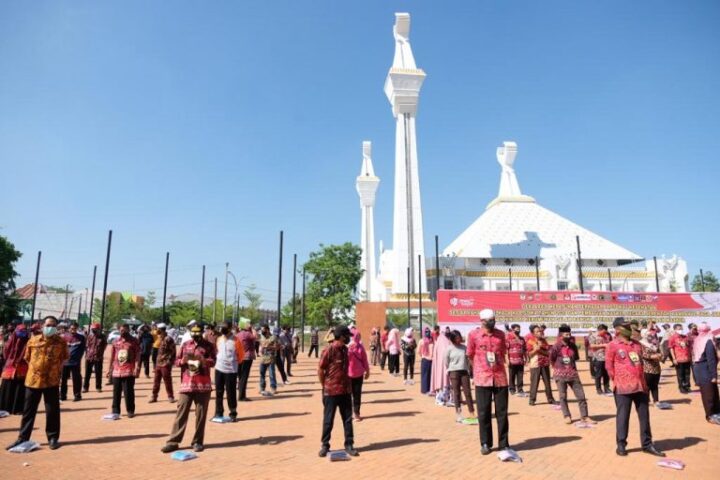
[24,334,68,389]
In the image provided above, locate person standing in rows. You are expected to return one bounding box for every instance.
[237,322,256,402]
[279,326,293,377]
[446,330,474,423]
[213,321,244,422]
[83,323,106,394]
[60,322,85,402]
[401,328,417,385]
[318,325,358,457]
[527,325,557,406]
[308,328,320,358]
[668,323,692,393]
[292,330,300,363]
[108,323,141,418]
[386,328,401,377]
[639,328,662,406]
[273,327,290,385]
[550,325,595,425]
[691,323,720,423]
[419,327,434,395]
[369,328,380,366]
[505,324,526,395]
[137,325,154,379]
[687,323,699,386]
[347,330,370,421]
[467,309,509,455]
[151,323,162,369]
[379,326,389,370]
[161,323,216,453]
[6,316,68,451]
[588,324,611,395]
[606,317,665,457]
[150,323,176,403]
[258,325,279,397]
[0,324,30,415]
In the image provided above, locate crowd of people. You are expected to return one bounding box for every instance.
[0,311,717,460]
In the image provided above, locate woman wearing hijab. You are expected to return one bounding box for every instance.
[691,323,720,423]
[347,331,370,421]
[401,328,417,385]
[386,328,401,376]
[419,328,434,394]
[0,324,31,414]
[430,328,451,395]
[639,328,663,405]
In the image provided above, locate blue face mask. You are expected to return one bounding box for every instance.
[43,326,57,337]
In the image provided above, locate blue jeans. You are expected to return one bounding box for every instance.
[259,362,277,391]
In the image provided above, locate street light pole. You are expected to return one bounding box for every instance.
[224,262,229,322]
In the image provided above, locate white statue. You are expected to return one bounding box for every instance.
[555,255,571,280]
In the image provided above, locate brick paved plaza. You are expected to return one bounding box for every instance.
[1,355,718,480]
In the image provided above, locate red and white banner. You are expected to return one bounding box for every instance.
[437,290,720,336]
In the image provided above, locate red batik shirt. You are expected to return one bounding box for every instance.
[549,342,580,380]
[605,338,647,395]
[320,340,351,396]
[527,336,551,368]
[668,333,692,363]
[110,335,140,378]
[467,328,508,387]
[505,334,526,366]
[176,338,216,393]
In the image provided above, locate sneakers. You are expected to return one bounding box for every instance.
[318,446,329,457]
[456,413,464,423]
[161,443,179,454]
[261,391,273,397]
[283,380,291,385]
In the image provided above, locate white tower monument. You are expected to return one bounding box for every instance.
[356,141,380,301]
[384,12,427,296]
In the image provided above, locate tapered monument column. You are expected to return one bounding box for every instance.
[385,12,427,296]
[356,141,380,301]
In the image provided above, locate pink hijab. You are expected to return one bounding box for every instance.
[692,323,714,363]
[430,332,451,392]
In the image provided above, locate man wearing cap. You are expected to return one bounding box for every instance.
[162,322,216,453]
[668,323,692,394]
[467,309,510,455]
[318,325,357,458]
[150,323,176,403]
[180,319,197,345]
[83,323,107,393]
[606,317,665,457]
[550,325,595,425]
[108,323,141,418]
[505,324,526,395]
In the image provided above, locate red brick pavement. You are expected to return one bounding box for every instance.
[1,355,718,479]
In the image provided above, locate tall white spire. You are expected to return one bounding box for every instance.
[356,141,380,301]
[487,141,535,209]
[384,12,427,296]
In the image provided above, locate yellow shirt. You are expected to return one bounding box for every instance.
[24,334,69,389]
[152,330,162,349]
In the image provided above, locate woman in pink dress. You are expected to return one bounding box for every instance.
[347,331,370,421]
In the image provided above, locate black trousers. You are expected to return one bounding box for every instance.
[675,362,691,392]
[83,360,103,391]
[61,365,82,400]
[140,353,151,377]
[645,373,661,403]
[151,347,159,369]
[615,391,652,448]
[529,366,555,403]
[284,347,293,376]
[275,353,288,382]
[350,377,364,415]
[321,394,354,449]
[593,360,610,392]
[237,359,253,400]
[508,364,524,393]
[388,354,400,374]
[380,351,388,370]
[214,370,238,418]
[403,354,415,380]
[699,382,720,419]
[308,344,319,358]
[112,376,136,415]
[475,386,509,449]
[19,387,60,442]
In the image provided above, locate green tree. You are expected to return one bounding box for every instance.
[145,290,157,307]
[691,271,720,292]
[0,234,22,323]
[304,243,363,327]
[280,294,302,327]
[167,300,200,327]
[242,284,263,322]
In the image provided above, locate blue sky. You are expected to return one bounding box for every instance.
[2,1,719,306]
